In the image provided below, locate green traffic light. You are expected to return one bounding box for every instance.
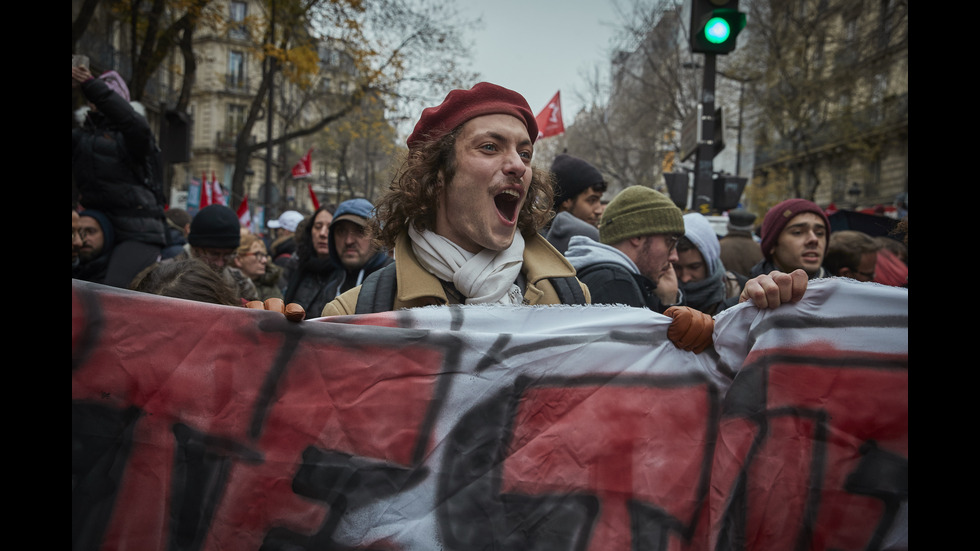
[704,17,732,44]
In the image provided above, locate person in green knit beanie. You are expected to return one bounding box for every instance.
[565,186,686,313]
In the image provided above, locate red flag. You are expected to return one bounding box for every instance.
[292,148,313,179]
[211,172,230,206]
[199,171,211,208]
[236,195,251,230]
[308,182,320,210]
[534,91,565,139]
[211,170,226,206]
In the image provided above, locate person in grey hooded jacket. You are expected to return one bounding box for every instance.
[545,210,600,254]
[674,213,746,315]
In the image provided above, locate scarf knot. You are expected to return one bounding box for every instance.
[408,224,525,305]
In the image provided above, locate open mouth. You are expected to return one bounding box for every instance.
[494,189,522,223]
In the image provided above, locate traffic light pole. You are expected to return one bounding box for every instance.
[694,53,716,213]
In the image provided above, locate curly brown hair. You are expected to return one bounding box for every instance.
[370,129,555,251]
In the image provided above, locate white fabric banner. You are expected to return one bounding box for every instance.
[72,277,908,550]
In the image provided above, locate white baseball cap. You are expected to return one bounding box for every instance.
[267,210,304,232]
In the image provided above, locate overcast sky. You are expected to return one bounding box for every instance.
[448,0,625,123]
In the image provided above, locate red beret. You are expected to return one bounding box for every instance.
[406,82,538,149]
[760,198,831,259]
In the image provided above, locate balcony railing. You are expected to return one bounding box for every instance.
[226,74,249,92]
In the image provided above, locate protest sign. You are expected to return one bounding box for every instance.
[72,278,907,550]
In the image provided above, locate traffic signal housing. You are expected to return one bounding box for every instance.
[690,0,747,55]
[665,171,747,212]
[712,174,747,212]
[664,172,691,210]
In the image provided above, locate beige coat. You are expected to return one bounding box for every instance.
[321,231,590,316]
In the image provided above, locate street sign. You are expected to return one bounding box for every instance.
[681,104,702,162]
[713,107,725,158]
[681,105,725,162]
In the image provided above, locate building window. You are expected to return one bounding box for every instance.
[230,1,248,39]
[227,104,247,138]
[228,51,246,90]
[844,17,858,46]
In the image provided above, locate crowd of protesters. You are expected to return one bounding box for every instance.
[73,74,907,332]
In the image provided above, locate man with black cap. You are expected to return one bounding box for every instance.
[543,154,605,253]
[176,204,258,302]
[550,154,607,227]
[719,208,763,278]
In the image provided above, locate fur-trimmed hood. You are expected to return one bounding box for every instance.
[74,101,146,127]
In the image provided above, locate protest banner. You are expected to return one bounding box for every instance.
[72,278,907,550]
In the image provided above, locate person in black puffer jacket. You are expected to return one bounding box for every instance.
[72,66,166,288]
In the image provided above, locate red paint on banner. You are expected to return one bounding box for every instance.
[710,349,908,551]
[502,382,714,550]
[72,285,444,550]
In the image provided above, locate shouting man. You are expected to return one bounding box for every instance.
[322,82,591,315]
[321,82,805,351]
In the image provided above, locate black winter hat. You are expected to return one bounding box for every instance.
[727,208,757,233]
[550,154,605,210]
[188,205,241,249]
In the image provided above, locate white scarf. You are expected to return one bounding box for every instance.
[408,224,526,305]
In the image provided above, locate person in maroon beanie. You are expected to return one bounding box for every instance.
[750,198,831,280]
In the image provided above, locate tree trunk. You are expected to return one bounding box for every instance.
[72,0,103,53]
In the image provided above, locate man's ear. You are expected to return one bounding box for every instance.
[837,266,852,278]
[559,197,574,212]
